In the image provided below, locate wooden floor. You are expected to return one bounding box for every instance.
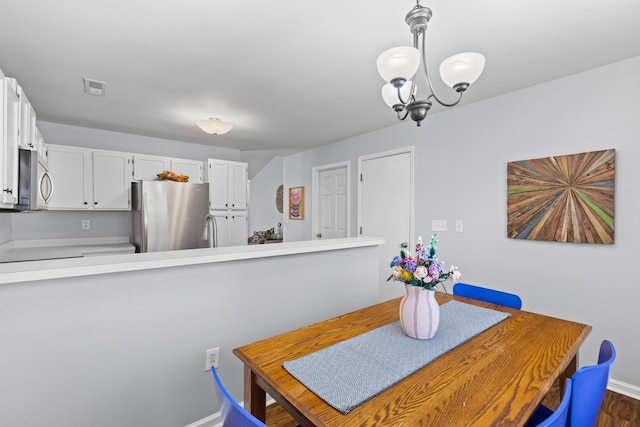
[540,380,640,427]
[265,383,640,426]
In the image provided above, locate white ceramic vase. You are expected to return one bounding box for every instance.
[399,284,440,339]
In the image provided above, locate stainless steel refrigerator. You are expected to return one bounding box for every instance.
[131,181,212,253]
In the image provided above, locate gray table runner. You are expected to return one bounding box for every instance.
[283,300,511,414]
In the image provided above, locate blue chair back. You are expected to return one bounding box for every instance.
[568,340,616,427]
[538,379,572,427]
[452,282,523,309]
[212,368,265,427]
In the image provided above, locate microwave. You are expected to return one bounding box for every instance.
[16,148,54,211]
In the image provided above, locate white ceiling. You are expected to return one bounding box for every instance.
[1,0,639,156]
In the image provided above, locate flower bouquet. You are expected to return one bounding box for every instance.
[388,234,461,292]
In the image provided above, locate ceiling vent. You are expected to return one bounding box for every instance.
[83,78,106,97]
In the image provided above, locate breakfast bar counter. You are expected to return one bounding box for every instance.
[0,236,384,285]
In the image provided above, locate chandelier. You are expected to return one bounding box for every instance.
[376,1,485,126]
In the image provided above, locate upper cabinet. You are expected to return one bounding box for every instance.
[208,159,248,210]
[17,85,37,150]
[93,150,133,210]
[48,145,132,210]
[133,154,203,183]
[1,71,20,207]
[170,158,203,183]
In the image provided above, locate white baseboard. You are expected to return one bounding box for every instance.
[184,412,219,427]
[608,378,640,400]
[185,397,277,427]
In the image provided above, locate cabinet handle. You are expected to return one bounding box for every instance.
[94,202,98,205]
[3,188,13,194]
[225,203,228,207]
[84,202,88,205]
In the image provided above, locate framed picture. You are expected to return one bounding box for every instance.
[289,186,304,220]
[507,149,615,244]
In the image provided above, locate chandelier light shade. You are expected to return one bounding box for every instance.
[376,1,486,126]
[376,47,421,84]
[196,117,233,135]
[439,53,486,89]
[382,81,415,108]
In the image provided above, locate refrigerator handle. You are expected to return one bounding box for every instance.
[204,214,218,248]
[142,192,149,253]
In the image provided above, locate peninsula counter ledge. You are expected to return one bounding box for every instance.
[0,236,385,285]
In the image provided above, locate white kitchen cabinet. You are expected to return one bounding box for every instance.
[92,150,133,209]
[36,127,47,162]
[48,145,132,210]
[47,145,92,209]
[208,159,247,210]
[132,154,170,180]
[1,72,20,207]
[170,158,203,183]
[211,211,248,247]
[133,154,203,183]
[17,85,36,150]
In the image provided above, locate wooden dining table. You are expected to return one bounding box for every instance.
[233,292,591,426]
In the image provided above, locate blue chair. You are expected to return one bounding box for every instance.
[211,368,265,427]
[452,282,523,309]
[525,379,572,427]
[567,340,616,427]
[527,340,616,427]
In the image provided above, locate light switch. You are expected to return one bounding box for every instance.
[431,220,447,232]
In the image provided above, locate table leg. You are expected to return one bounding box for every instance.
[559,355,577,387]
[243,365,267,422]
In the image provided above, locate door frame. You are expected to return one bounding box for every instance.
[357,146,415,244]
[312,161,351,240]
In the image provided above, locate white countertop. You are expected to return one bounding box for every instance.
[0,237,136,263]
[0,236,384,285]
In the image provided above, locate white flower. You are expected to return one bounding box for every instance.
[392,266,403,278]
[414,266,428,280]
[449,265,462,281]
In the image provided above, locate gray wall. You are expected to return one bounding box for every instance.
[280,56,640,389]
[0,245,380,427]
[248,156,284,236]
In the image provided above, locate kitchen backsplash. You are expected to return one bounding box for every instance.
[10,210,131,241]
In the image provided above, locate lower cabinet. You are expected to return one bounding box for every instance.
[211,211,248,247]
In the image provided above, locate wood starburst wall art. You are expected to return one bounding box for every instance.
[507,149,615,244]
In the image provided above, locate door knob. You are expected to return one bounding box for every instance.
[400,242,408,248]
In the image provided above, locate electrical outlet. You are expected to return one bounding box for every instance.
[431,219,447,232]
[205,347,219,371]
[82,220,90,230]
[455,220,463,233]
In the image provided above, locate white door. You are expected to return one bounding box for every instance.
[314,164,349,239]
[359,148,414,302]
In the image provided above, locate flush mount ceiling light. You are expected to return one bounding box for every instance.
[196,117,233,135]
[377,1,486,126]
